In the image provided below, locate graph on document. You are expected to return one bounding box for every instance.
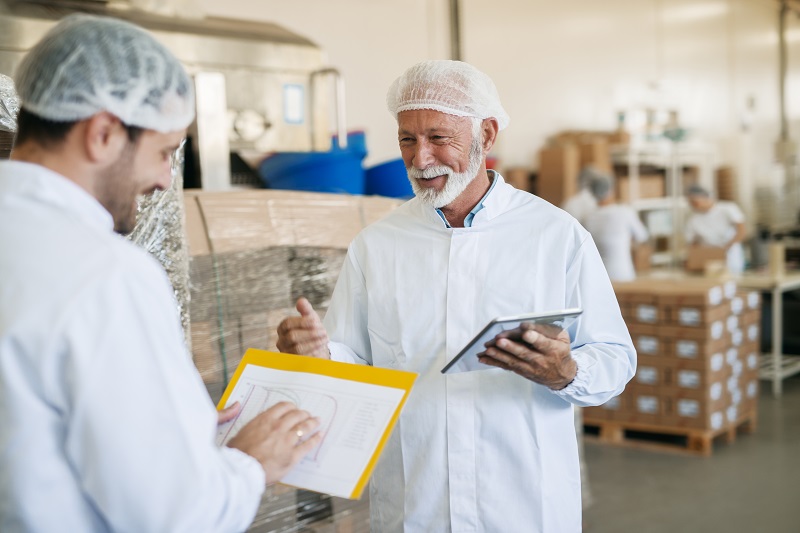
[216,380,338,463]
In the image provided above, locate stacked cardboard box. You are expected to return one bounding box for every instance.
[585,278,761,435]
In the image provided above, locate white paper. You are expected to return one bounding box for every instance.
[216,364,405,498]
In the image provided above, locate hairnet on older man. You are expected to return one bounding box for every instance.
[588,174,613,201]
[14,14,195,133]
[386,59,510,130]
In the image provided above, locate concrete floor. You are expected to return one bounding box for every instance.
[583,376,800,533]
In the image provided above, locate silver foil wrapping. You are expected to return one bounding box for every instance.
[128,144,192,349]
[0,74,19,132]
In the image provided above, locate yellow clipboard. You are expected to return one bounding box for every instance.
[216,348,417,499]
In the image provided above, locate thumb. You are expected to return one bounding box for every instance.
[296,297,316,318]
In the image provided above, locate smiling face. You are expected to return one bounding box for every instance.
[96,128,185,235]
[398,109,484,209]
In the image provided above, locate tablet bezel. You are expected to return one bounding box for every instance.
[440,308,583,374]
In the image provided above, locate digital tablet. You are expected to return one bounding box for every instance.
[441,308,583,374]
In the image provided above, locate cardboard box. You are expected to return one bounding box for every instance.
[662,386,729,430]
[631,354,672,387]
[628,324,667,356]
[666,303,730,328]
[685,245,727,273]
[660,324,729,359]
[669,351,729,391]
[503,166,532,192]
[584,395,628,422]
[578,139,613,174]
[632,243,653,273]
[615,391,668,425]
[716,166,737,202]
[616,174,665,202]
[537,143,580,206]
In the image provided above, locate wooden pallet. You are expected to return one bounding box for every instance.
[583,410,757,457]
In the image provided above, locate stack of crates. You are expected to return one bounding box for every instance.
[585,277,761,434]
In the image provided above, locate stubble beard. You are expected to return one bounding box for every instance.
[96,141,140,235]
[406,137,484,209]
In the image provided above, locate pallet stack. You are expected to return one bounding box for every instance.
[584,277,762,455]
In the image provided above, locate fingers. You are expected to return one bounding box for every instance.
[217,401,241,425]
[296,297,316,318]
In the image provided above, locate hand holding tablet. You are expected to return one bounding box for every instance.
[441,309,582,381]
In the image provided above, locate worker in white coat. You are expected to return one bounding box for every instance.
[685,184,746,274]
[562,165,602,225]
[584,174,650,281]
[0,15,321,532]
[277,60,636,532]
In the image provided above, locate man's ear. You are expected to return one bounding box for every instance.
[481,118,499,153]
[83,112,128,164]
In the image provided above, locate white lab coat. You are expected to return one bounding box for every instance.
[0,161,264,532]
[562,188,597,226]
[584,204,649,281]
[685,201,746,274]
[325,173,636,533]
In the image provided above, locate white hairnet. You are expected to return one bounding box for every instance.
[386,60,510,130]
[14,14,194,133]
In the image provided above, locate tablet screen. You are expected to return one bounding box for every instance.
[441,308,583,374]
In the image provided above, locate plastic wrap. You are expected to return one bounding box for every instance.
[185,188,401,532]
[128,143,192,347]
[0,74,19,159]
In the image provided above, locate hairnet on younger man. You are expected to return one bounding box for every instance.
[14,14,195,132]
[386,59,510,130]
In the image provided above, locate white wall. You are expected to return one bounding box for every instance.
[203,0,799,216]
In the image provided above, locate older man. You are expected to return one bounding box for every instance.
[0,15,321,532]
[685,183,747,275]
[278,60,635,532]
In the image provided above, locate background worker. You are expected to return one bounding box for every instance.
[277,59,636,532]
[0,15,320,532]
[685,183,747,275]
[584,173,650,281]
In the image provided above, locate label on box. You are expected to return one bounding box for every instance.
[707,287,722,306]
[677,399,700,417]
[677,370,700,389]
[747,292,759,309]
[711,412,724,430]
[678,308,701,326]
[638,336,658,354]
[710,382,723,401]
[603,396,621,410]
[731,329,743,346]
[727,405,738,423]
[747,381,758,398]
[637,366,659,385]
[747,324,759,342]
[636,305,658,323]
[728,376,738,392]
[730,297,744,315]
[747,353,758,370]
[731,389,742,405]
[637,396,659,414]
[731,360,743,377]
[711,321,724,340]
[726,348,738,366]
[727,315,739,333]
[723,281,736,300]
[677,340,698,358]
[711,353,724,372]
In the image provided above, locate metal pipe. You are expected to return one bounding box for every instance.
[779,0,789,142]
[449,0,461,61]
[310,67,347,150]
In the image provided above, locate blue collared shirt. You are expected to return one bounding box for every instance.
[435,170,499,228]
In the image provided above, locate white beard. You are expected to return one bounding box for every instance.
[406,138,484,209]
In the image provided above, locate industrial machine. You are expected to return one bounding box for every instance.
[0,0,345,190]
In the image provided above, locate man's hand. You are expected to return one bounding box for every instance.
[276,297,330,359]
[227,401,322,484]
[478,322,577,390]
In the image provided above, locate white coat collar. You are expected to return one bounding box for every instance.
[0,160,114,232]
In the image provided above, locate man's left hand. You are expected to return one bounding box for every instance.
[478,323,577,390]
[218,401,241,425]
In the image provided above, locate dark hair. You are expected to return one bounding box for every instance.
[14,107,143,148]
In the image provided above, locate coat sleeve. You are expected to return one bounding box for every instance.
[64,253,264,533]
[552,233,637,406]
[324,243,372,366]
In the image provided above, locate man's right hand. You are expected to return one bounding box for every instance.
[276,297,331,359]
[226,401,322,484]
